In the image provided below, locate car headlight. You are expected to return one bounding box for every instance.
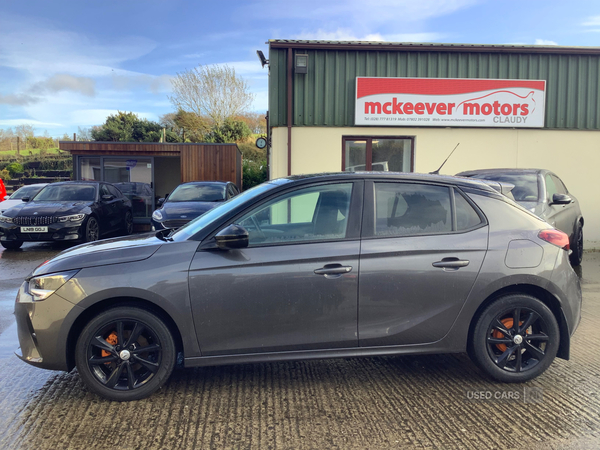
[58,214,86,223]
[22,270,79,302]
[0,214,13,223]
[152,210,163,221]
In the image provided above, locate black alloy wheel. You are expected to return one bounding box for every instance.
[1,240,23,250]
[570,224,583,266]
[85,217,100,242]
[75,307,176,401]
[471,294,559,382]
[124,210,134,235]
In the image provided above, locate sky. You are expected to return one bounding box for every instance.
[1,0,599,137]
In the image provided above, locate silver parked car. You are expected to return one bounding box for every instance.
[456,169,584,265]
[15,173,581,401]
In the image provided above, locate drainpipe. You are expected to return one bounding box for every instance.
[287,47,293,176]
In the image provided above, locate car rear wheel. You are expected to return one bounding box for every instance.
[85,217,100,242]
[75,307,176,401]
[1,240,23,250]
[569,224,583,266]
[123,210,134,235]
[471,294,559,383]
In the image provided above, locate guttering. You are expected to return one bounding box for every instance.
[287,47,292,176]
[269,40,600,56]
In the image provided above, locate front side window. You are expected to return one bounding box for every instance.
[344,137,413,172]
[237,183,353,246]
[374,183,452,236]
[544,174,558,200]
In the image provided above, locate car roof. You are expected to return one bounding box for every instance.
[455,168,545,177]
[268,172,500,194]
[179,181,229,186]
[48,181,101,186]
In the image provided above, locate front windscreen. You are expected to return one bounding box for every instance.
[34,185,97,202]
[168,184,226,202]
[11,185,44,199]
[473,174,539,202]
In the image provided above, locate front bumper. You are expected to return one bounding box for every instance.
[0,220,85,242]
[14,282,83,371]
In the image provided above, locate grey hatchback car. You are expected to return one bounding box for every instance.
[15,173,581,401]
[456,169,584,266]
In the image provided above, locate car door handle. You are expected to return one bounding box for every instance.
[314,264,353,275]
[432,258,470,269]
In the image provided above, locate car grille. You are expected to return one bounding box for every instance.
[13,216,58,226]
[163,219,190,229]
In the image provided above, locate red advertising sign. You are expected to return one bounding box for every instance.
[355,77,546,128]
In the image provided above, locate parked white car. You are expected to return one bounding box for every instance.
[1,183,48,214]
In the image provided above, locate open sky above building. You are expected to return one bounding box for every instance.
[0,0,599,136]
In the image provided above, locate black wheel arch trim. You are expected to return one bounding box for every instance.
[61,287,196,371]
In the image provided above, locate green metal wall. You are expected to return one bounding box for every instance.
[269,48,600,130]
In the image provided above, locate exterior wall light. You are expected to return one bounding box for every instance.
[295,54,308,73]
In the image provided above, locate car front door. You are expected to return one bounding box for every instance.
[188,181,363,356]
[544,173,576,236]
[358,181,488,346]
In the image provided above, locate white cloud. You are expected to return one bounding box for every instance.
[68,109,159,126]
[292,29,444,43]
[111,74,173,94]
[30,74,96,97]
[582,15,600,26]
[248,0,478,24]
[0,119,62,128]
[534,39,558,46]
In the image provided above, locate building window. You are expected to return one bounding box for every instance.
[342,137,413,172]
[79,157,101,181]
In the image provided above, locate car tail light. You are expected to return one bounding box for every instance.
[538,229,570,250]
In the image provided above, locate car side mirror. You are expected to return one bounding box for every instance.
[21,197,30,202]
[3,195,9,201]
[551,193,572,205]
[157,197,165,206]
[214,224,249,250]
[102,194,115,201]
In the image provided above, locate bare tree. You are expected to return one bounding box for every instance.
[169,65,255,127]
[77,126,92,141]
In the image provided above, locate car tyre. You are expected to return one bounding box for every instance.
[1,240,23,250]
[123,210,134,235]
[85,216,100,242]
[471,294,559,383]
[569,224,583,266]
[75,307,176,401]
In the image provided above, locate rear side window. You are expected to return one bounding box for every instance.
[374,183,451,236]
[455,191,483,230]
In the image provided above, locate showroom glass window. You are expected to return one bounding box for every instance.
[79,158,101,181]
[237,183,353,246]
[343,137,413,172]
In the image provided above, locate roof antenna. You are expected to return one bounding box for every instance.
[430,143,460,175]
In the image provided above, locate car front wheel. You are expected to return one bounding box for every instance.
[84,217,100,242]
[1,240,23,250]
[75,307,176,401]
[123,210,134,235]
[471,294,560,383]
[569,224,583,266]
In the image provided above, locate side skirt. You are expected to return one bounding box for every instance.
[184,343,459,368]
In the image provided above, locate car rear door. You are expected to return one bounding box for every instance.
[358,181,488,346]
[188,181,363,356]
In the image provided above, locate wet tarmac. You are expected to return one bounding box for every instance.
[0,242,599,449]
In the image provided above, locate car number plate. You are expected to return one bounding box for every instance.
[21,226,48,233]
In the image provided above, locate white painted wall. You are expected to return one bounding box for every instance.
[271,126,600,247]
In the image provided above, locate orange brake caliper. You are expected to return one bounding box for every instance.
[102,331,118,358]
[493,318,527,352]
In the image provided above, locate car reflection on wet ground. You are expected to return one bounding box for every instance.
[0,242,599,450]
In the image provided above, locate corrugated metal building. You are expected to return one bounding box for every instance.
[267,39,600,247]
